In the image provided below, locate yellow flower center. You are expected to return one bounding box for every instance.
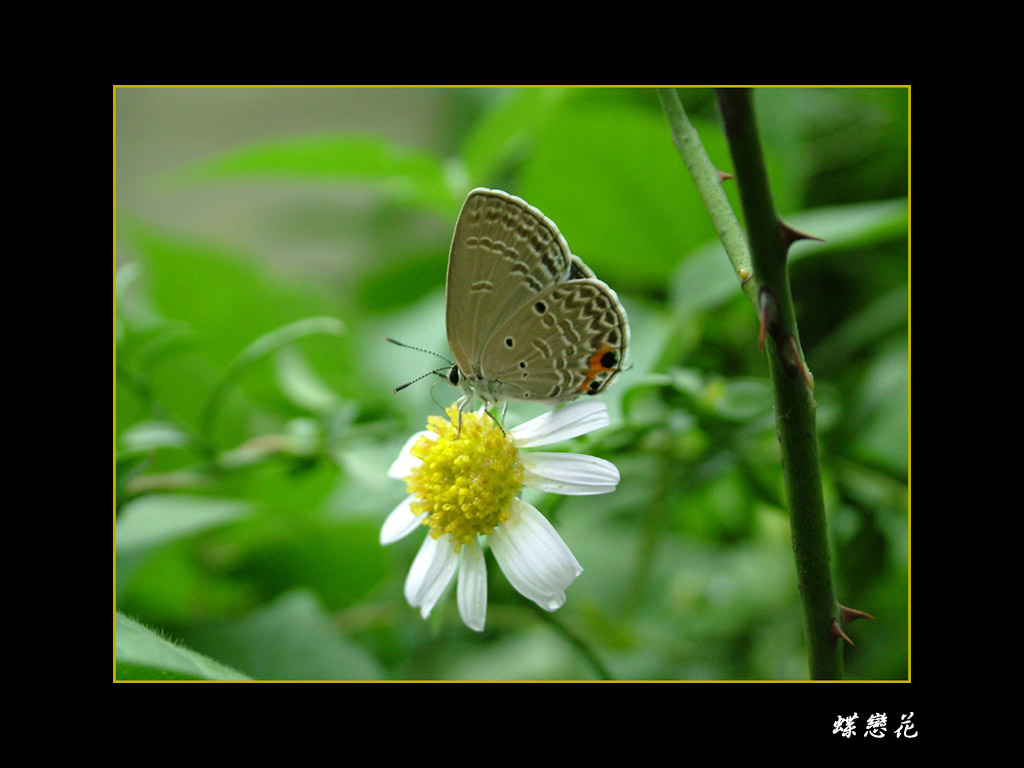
[405,405,523,550]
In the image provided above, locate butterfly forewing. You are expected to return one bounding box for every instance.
[446,189,573,377]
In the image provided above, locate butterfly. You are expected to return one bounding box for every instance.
[443,188,629,408]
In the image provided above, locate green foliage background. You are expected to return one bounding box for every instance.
[114,87,909,681]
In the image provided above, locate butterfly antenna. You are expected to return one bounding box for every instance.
[386,337,453,365]
[393,367,448,394]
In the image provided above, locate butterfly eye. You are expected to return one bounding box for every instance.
[449,366,461,386]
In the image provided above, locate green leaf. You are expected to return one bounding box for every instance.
[116,494,253,555]
[519,101,724,292]
[200,316,345,438]
[116,260,142,304]
[459,88,570,183]
[848,338,908,475]
[226,516,389,611]
[670,239,740,318]
[176,591,385,680]
[118,420,192,455]
[120,221,357,445]
[166,134,459,215]
[115,612,249,681]
[811,285,908,374]
[713,378,774,422]
[273,346,343,413]
[123,221,342,357]
[785,198,908,261]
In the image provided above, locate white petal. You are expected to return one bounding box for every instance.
[457,539,487,632]
[489,499,582,611]
[521,452,620,495]
[510,400,610,448]
[387,430,435,480]
[380,496,425,544]
[542,590,567,611]
[404,533,458,619]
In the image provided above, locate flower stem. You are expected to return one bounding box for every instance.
[658,88,843,679]
[531,606,614,680]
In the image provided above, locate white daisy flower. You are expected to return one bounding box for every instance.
[381,399,620,632]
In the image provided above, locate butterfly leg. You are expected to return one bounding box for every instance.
[482,404,506,435]
[453,394,472,438]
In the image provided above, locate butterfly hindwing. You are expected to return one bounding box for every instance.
[478,277,629,403]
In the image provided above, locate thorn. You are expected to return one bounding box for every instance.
[830,618,855,647]
[755,289,815,395]
[779,219,825,253]
[839,604,875,628]
[784,335,815,390]
[718,170,734,182]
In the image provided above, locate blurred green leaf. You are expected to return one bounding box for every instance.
[847,338,908,475]
[119,221,355,443]
[116,260,142,303]
[713,378,774,422]
[225,515,389,611]
[116,495,253,555]
[669,240,740,319]
[221,446,341,513]
[812,285,908,375]
[176,590,385,680]
[519,101,724,292]
[122,220,345,363]
[786,198,908,261]
[201,316,345,438]
[115,611,249,681]
[167,134,460,215]
[226,317,346,372]
[273,345,343,414]
[118,420,192,455]
[459,88,570,183]
[117,539,261,624]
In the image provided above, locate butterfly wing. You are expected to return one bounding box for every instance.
[478,277,630,403]
[568,255,596,280]
[446,189,573,378]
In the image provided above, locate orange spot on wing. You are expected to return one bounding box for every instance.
[578,343,615,392]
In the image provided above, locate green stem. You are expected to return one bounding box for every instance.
[531,605,613,680]
[658,88,842,679]
[656,88,756,307]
